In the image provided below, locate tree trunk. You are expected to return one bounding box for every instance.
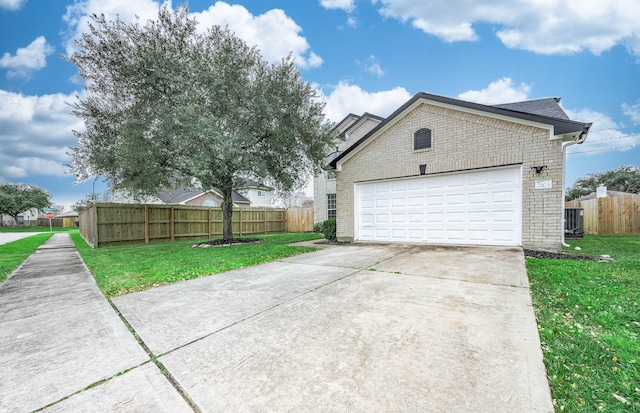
[9,213,21,227]
[221,184,234,240]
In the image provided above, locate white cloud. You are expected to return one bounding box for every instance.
[317,81,411,122]
[565,108,640,155]
[0,36,54,78]
[373,0,640,57]
[363,55,385,77]
[192,2,322,68]
[457,78,531,104]
[63,0,162,56]
[319,0,355,12]
[347,16,358,27]
[0,90,83,181]
[0,0,25,10]
[622,101,640,123]
[63,1,321,69]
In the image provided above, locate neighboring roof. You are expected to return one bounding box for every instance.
[58,211,79,218]
[241,178,273,190]
[338,112,385,140]
[492,97,570,120]
[572,190,638,202]
[332,113,361,132]
[330,92,592,169]
[158,187,250,204]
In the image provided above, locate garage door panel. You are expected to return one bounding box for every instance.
[355,166,522,246]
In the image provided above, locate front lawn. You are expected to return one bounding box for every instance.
[0,233,55,284]
[527,235,639,412]
[71,232,323,297]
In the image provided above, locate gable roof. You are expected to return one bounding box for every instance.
[241,178,273,190]
[492,97,570,120]
[329,92,592,169]
[158,187,250,205]
[338,112,385,140]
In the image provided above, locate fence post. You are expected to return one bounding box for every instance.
[208,208,211,239]
[264,209,267,234]
[239,208,243,236]
[144,205,149,244]
[170,207,175,241]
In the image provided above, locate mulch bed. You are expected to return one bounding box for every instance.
[523,249,608,261]
[192,238,263,248]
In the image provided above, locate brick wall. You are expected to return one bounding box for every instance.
[335,102,565,250]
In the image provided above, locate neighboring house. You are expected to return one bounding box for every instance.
[237,179,273,207]
[157,187,252,208]
[570,189,637,202]
[0,208,39,226]
[314,112,384,223]
[326,92,592,250]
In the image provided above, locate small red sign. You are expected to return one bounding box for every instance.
[45,211,54,219]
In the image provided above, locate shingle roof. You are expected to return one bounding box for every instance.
[329,92,592,169]
[338,112,384,140]
[158,187,250,204]
[492,97,570,120]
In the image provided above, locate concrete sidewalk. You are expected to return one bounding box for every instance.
[0,233,191,413]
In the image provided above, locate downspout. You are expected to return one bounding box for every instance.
[561,129,588,247]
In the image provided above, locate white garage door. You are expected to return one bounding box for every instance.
[355,166,522,246]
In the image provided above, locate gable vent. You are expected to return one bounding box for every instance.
[414,128,432,150]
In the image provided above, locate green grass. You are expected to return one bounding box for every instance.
[0,233,55,283]
[527,235,639,412]
[0,226,77,233]
[71,232,324,297]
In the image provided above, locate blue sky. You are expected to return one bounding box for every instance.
[1,0,639,210]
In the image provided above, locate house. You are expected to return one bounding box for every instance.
[325,92,592,250]
[157,187,252,208]
[314,113,384,222]
[237,179,273,207]
[157,180,273,208]
[0,208,39,227]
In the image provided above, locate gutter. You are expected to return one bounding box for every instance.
[561,125,591,248]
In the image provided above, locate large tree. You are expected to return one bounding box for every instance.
[566,165,640,200]
[64,5,335,239]
[0,183,51,225]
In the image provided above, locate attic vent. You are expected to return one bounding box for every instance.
[414,128,432,150]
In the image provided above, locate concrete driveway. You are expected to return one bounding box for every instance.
[110,242,553,412]
[1,236,553,412]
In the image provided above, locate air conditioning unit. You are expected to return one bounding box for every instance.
[565,207,584,238]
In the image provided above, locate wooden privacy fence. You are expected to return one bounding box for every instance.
[566,195,640,235]
[79,203,289,248]
[286,207,314,232]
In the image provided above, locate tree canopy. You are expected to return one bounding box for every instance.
[566,165,640,200]
[0,183,51,224]
[64,5,335,239]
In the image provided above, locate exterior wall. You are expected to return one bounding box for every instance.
[314,116,382,223]
[313,171,337,223]
[341,118,381,149]
[240,188,272,207]
[335,102,565,250]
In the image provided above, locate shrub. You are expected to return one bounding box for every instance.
[313,222,322,233]
[322,219,336,241]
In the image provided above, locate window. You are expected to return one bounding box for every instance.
[257,190,266,197]
[327,171,336,180]
[414,128,432,150]
[327,194,336,219]
[203,199,217,207]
